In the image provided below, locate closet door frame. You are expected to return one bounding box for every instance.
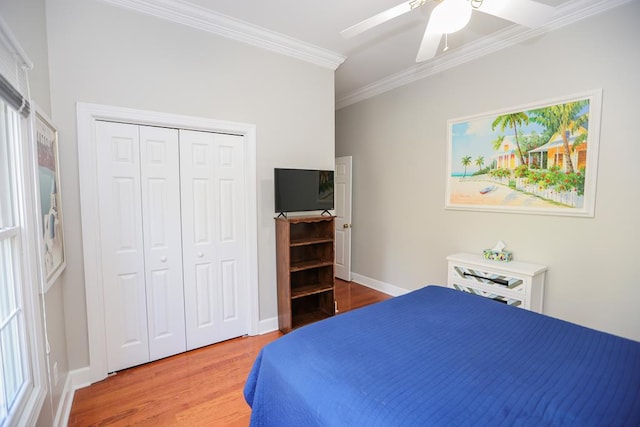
[77,103,259,384]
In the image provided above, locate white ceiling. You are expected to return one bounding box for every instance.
[103,0,630,108]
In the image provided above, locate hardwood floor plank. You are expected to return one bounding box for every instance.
[68,280,390,426]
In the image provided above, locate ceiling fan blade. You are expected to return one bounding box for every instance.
[341,1,416,39]
[416,17,443,62]
[475,0,556,28]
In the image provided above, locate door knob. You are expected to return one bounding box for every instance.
[197,252,204,258]
[343,223,351,228]
[160,256,167,263]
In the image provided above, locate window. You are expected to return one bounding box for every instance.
[0,99,27,425]
[0,18,47,426]
[0,95,45,427]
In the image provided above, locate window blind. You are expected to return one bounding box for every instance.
[0,15,32,117]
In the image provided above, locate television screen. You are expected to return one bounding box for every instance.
[274,168,334,214]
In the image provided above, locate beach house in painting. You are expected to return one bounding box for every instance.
[492,126,588,173]
[492,135,523,170]
[528,127,588,172]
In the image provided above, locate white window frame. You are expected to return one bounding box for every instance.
[0,98,47,427]
[0,54,47,427]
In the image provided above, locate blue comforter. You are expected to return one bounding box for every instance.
[244,286,640,426]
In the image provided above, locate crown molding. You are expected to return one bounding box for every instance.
[97,0,631,107]
[336,0,633,109]
[100,0,346,70]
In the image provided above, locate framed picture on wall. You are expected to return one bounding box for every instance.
[35,108,66,291]
[445,89,602,217]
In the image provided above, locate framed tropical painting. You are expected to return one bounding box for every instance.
[35,107,66,291]
[445,89,602,217]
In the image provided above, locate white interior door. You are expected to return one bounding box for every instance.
[139,126,186,362]
[180,130,249,350]
[96,121,150,372]
[334,156,352,281]
[97,122,187,372]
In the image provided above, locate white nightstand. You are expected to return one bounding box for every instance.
[446,253,547,313]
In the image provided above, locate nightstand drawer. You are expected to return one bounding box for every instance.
[451,283,524,308]
[451,264,527,296]
[447,253,547,313]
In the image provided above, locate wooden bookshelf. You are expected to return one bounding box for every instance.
[276,216,336,332]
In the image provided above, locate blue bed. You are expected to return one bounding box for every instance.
[244,286,640,426]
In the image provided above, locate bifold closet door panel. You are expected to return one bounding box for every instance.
[96,121,150,372]
[139,126,187,361]
[96,122,187,372]
[179,130,250,350]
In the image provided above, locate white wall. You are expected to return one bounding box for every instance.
[336,2,640,341]
[45,0,335,370]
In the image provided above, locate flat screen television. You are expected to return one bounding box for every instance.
[274,168,334,214]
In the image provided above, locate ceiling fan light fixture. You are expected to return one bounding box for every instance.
[432,0,472,34]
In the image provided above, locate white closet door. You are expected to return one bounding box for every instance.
[96,121,149,372]
[139,126,186,361]
[180,130,249,350]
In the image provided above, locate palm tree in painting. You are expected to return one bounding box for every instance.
[461,155,472,177]
[529,100,588,174]
[475,156,485,173]
[492,112,529,167]
[492,135,505,151]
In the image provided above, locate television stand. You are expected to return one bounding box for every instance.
[320,210,332,216]
[275,215,336,332]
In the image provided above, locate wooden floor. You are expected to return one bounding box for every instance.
[67,279,390,426]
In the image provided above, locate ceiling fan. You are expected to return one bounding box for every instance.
[341,0,556,62]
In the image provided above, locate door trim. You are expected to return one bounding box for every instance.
[77,102,259,384]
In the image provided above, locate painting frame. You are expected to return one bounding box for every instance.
[35,107,66,291]
[445,89,602,217]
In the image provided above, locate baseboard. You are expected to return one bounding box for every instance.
[350,273,409,297]
[70,366,92,390]
[54,366,92,426]
[53,373,74,427]
[257,316,278,335]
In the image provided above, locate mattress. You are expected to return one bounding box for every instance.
[244,285,640,426]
